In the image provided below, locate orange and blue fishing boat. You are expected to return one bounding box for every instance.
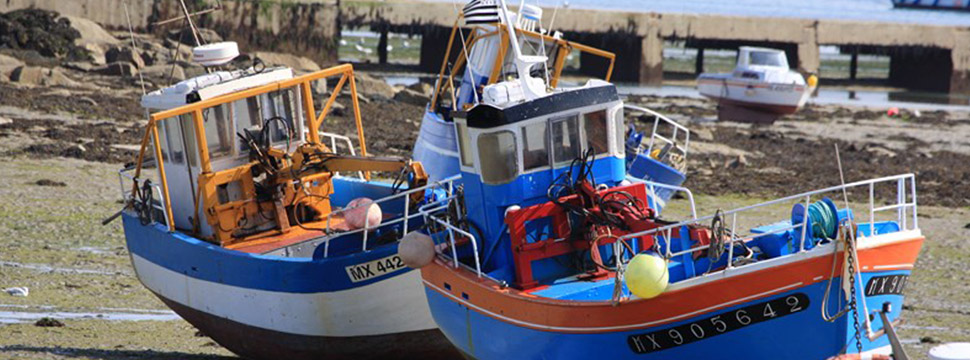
[399,1,924,359]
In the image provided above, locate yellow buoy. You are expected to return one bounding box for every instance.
[625,253,669,299]
[807,74,819,88]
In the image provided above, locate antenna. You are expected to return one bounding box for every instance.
[123,1,146,96]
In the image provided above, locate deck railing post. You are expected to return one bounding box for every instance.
[727,212,737,269]
[799,195,810,252]
[910,176,918,230]
[869,183,875,237]
[897,178,906,230]
[403,193,410,235]
[362,205,370,252]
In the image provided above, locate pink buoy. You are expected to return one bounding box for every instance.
[887,107,900,117]
[344,197,382,230]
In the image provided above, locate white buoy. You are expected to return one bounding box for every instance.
[192,41,240,67]
[398,232,436,268]
[930,343,970,360]
[344,197,382,230]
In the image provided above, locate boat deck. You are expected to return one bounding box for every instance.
[225,213,398,254]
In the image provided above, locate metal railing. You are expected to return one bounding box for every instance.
[624,176,698,219]
[305,175,461,258]
[617,174,918,270]
[625,105,690,162]
[317,131,365,179]
[117,167,168,227]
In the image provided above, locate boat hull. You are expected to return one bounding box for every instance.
[123,214,458,359]
[421,233,923,359]
[697,77,811,115]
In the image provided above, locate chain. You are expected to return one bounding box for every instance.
[845,227,863,354]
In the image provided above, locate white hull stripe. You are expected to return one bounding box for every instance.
[424,279,804,333]
[132,254,437,337]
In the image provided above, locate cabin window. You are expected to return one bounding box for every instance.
[478,130,518,184]
[551,115,580,163]
[202,103,233,159]
[179,114,200,167]
[749,51,784,67]
[522,121,549,170]
[456,122,474,167]
[613,107,625,156]
[159,117,180,164]
[582,110,609,155]
[264,87,302,146]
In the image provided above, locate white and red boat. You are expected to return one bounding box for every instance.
[697,47,817,116]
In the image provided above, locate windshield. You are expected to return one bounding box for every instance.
[748,51,786,67]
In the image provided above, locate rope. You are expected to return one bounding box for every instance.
[807,200,838,240]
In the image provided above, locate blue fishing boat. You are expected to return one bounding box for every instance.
[412,0,690,207]
[399,1,924,359]
[115,51,459,359]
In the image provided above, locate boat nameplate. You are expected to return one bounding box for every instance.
[627,293,810,354]
[865,274,908,297]
[345,254,407,283]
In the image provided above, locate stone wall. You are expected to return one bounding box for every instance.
[0,0,340,65]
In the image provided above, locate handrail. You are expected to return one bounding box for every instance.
[117,168,168,227]
[431,15,616,113]
[310,175,461,257]
[624,176,698,219]
[617,174,918,258]
[625,105,690,162]
[317,131,364,179]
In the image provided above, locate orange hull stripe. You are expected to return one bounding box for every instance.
[421,236,923,333]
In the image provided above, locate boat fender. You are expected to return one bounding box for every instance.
[807,74,819,88]
[345,197,382,230]
[625,253,669,299]
[399,232,436,268]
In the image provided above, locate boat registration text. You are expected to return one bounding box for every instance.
[628,293,810,354]
[345,255,407,283]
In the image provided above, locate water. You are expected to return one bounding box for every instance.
[429,0,970,26]
[618,84,970,110]
[0,304,179,324]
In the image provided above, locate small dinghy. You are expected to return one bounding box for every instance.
[114,46,458,358]
[401,3,923,359]
[697,47,817,123]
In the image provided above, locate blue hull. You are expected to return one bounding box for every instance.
[424,270,909,359]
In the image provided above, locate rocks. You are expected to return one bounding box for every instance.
[0,9,88,60]
[64,15,118,47]
[105,46,145,68]
[250,51,320,73]
[62,144,87,158]
[0,53,25,78]
[34,179,66,187]
[168,28,223,46]
[393,88,431,106]
[0,117,12,126]
[725,154,748,169]
[10,66,77,87]
[693,127,715,142]
[140,64,186,82]
[10,66,44,84]
[406,81,434,97]
[99,62,137,76]
[353,73,397,100]
[34,317,64,327]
